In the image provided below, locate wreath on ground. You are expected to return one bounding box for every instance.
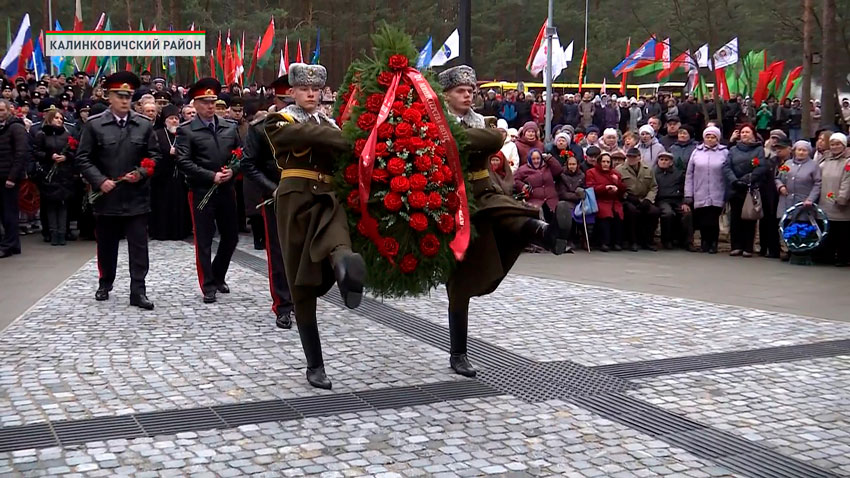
[333,25,473,298]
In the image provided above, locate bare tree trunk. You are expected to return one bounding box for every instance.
[821,0,838,127]
[802,0,814,136]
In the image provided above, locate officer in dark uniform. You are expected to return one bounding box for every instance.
[175,78,242,304]
[264,63,366,390]
[241,75,294,329]
[153,91,172,109]
[75,72,160,310]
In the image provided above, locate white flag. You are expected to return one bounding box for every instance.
[531,31,568,80]
[712,37,739,70]
[0,14,30,71]
[563,40,574,64]
[429,29,459,67]
[278,49,286,76]
[695,43,709,68]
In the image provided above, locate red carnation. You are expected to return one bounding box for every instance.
[341,92,351,105]
[408,190,428,209]
[372,168,390,183]
[379,237,400,258]
[357,217,379,239]
[419,234,440,257]
[845,163,850,172]
[392,101,405,116]
[396,84,411,100]
[427,191,442,209]
[344,164,359,185]
[410,173,428,191]
[377,122,395,139]
[383,192,403,212]
[346,190,360,210]
[399,254,418,274]
[409,212,429,232]
[140,158,156,177]
[67,136,79,151]
[375,142,389,157]
[431,170,445,185]
[446,192,460,212]
[435,144,447,157]
[425,123,440,140]
[354,138,367,156]
[393,137,410,152]
[231,147,243,160]
[438,214,455,234]
[431,155,443,167]
[390,175,410,193]
[411,102,427,114]
[395,122,413,138]
[388,54,409,70]
[357,112,377,131]
[751,157,760,168]
[414,155,432,172]
[402,108,423,125]
[387,157,406,176]
[377,71,395,87]
[366,93,384,113]
[440,165,454,182]
[409,137,426,151]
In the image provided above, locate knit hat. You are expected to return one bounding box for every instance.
[639,124,655,136]
[830,132,848,147]
[602,128,618,139]
[560,125,575,137]
[793,140,813,154]
[555,132,570,143]
[507,128,518,138]
[769,129,787,140]
[703,126,722,140]
[586,125,600,134]
[496,118,509,131]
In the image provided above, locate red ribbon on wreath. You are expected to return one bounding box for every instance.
[339,84,360,125]
[358,67,470,260]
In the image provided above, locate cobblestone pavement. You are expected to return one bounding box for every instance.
[0,240,847,477]
[629,357,850,476]
[383,279,850,365]
[0,396,745,478]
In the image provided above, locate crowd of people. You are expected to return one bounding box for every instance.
[477,89,850,265]
[0,69,848,267]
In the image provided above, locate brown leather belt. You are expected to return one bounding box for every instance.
[280,168,333,183]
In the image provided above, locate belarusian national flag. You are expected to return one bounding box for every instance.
[525,19,547,75]
[780,66,803,102]
[257,16,275,67]
[765,60,785,96]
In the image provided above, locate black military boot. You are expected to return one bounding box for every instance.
[448,310,476,377]
[297,320,331,389]
[331,247,366,309]
[522,218,567,255]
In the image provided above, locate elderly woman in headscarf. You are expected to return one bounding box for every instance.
[514,148,564,233]
[599,128,623,156]
[816,132,850,266]
[515,121,544,163]
[487,151,515,196]
[637,124,664,169]
[496,119,521,173]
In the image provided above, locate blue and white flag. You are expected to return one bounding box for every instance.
[429,29,458,67]
[415,36,433,69]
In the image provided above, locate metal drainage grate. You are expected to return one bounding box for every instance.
[135,408,227,436]
[230,247,534,371]
[53,415,145,447]
[591,339,850,380]
[212,400,301,427]
[287,393,370,418]
[477,361,632,403]
[0,423,56,453]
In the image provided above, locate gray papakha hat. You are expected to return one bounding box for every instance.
[438,65,477,91]
[288,63,327,88]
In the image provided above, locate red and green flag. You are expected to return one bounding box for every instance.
[257,16,275,67]
[633,37,669,77]
[779,66,803,102]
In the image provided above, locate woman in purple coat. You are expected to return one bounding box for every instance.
[515,148,565,236]
[685,126,729,254]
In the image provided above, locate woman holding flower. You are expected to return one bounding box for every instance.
[816,132,850,266]
[723,123,768,257]
[775,140,821,217]
[33,110,75,245]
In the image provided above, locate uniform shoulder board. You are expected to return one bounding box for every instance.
[133,112,152,122]
[223,118,239,126]
[87,111,109,122]
[265,111,297,127]
[178,119,192,128]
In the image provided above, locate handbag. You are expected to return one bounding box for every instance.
[741,187,763,220]
[574,187,598,215]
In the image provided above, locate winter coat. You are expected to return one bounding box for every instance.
[500,138,521,173]
[619,106,630,132]
[617,161,658,203]
[604,106,620,130]
[787,106,803,129]
[659,133,678,152]
[685,143,729,209]
[643,102,662,120]
[514,122,544,162]
[514,154,563,210]
[654,166,684,204]
[775,157,821,218]
[515,100,533,126]
[545,142,584,167]
[499,100,519,127]
[628,105,642,131]
[579,101,594,128]
[564,103,579,127]
[585,163,626,219]
[531,102,546,125]
[482,98,501,117]
[592,105,606,130]
[818,148,850,221]
[756,107,772,130]
[0,117,29,183]
[638,137,665,169]
[33,125,76,201]
[670,138,697,172]
[723,141,768,199]
[557,168,585,203]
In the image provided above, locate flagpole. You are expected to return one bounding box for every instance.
[583,0,589,83]
[47,0,53,75]
[544,0,554,142]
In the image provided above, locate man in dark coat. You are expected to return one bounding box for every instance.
[241,75,295,330]
[175,78,242,304]
[0,99,29,258]
[654,151,691,249]
[440,65,567,378]
[263,63,366,390]
[75,72,160,308]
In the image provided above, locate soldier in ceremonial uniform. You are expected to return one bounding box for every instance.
[75,72,160,310]
[242,75,295,329]
[263,63,366,390]
[176,78,242,304]
[440,65,568,377]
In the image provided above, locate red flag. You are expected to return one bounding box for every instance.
[577,49,588,92]
[524,19,547,74]
[780,66,804,102]
[256,16,275,67]
[753,70,772,106]
[246,36,260,83]
[215,32,223,81]
[73,0,84,31]
[620,38,630,95]
[283,37,290,74]
[714,67,730,100]
[296,40,303,63]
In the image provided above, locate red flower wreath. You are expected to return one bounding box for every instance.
[366,93,384,113]
[377,122,395,139]
[402,108,422,124]
[347,190,360,209]
[395,84,411,100]
[358,112,377,130]
[427,191,442,209]
[390,176,410,193]
[409,212,428,232]
[399,254,418,273]
[407,191,428,209]
[409,173,428,191]
[344,164,359,184]
[374,142,389,157]
[387,157,406,176]
[414,155,432,172]
[372,168,390,183]
[388,54,409,70]
[437,214,455,234]
[378,237,400,258]
[383,192,403,211]
[446,192,460,212]
[377,71,395,87]
[419,234,440,257]
[395,122,413,138]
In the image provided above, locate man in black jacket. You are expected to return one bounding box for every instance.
[241,75,294,329]
[654,151,691,250]
[0,99,29,258]
[176,78,242,304]
[75,72,161,308]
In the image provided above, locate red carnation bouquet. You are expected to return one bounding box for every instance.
[46,136,79,183]
[89,157,156,202]
[198,147,243,210]
[333,25,472,297]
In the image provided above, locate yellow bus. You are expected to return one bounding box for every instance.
[478,81,711,98]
